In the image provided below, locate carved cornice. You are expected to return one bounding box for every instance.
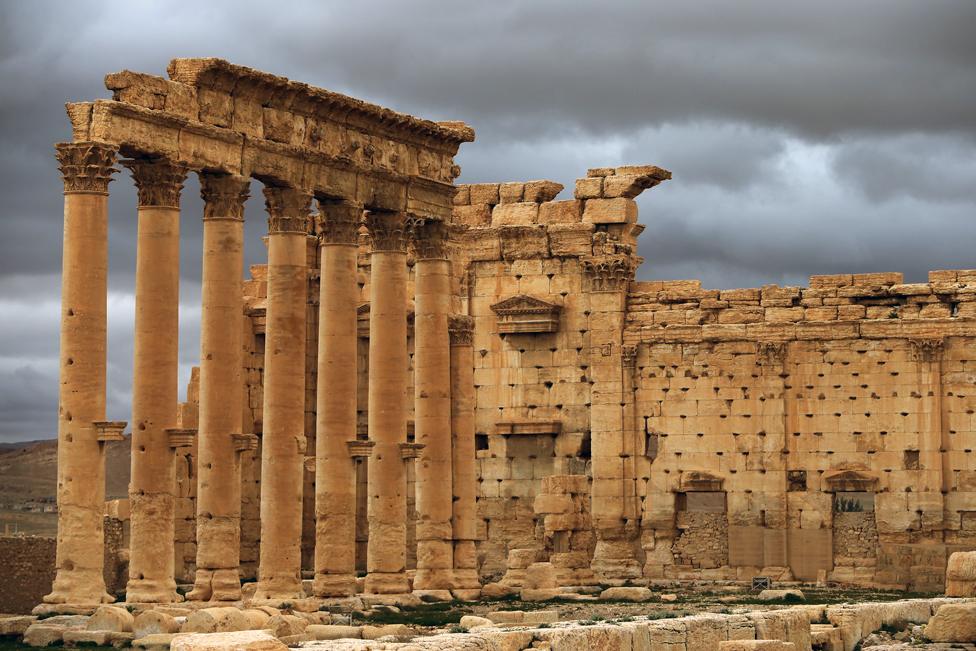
[263,186,312,234]
[318,200,362,245]
[410,217,449,260]
[910,338,944,363]
[581,254,636,292]
[55,141,118,194]
[200,173,250,221]
[122,158,188,208]
[365,210,410,252]
[448,314,475,346]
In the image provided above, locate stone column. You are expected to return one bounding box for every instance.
[254,186,311,600]
[312,200,362,597]
[583,257,643,584]
[188,173,251,602]
[123,158,187,603]
[46,142,118,605]
[448,315,481,594]
[411,219,455,591]
[364,211,411,594]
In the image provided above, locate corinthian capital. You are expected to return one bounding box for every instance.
[200,173,250,221]
[318,200,362,246]
[55,141,118,194]
[122,158,188,208]
[448,314,475,346]
[365,211,410,252]
[263,186,312,234]
[410,217,449,260]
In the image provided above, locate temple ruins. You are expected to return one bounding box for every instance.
[10,57,976,649]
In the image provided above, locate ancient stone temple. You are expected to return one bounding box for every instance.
[45,58,976,618]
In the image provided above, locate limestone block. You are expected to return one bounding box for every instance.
[535,625,632,649]
[459,615,494,629]
[453,204,492,228]
[181,608,249,634]
[170,630,288,651]
[241,609,272,630]
[492,202,539,227]
[453,185,470,206]
[582,198,638,224]
[538,200,582,224]
[600,586,652,601]
[574,177,603,199]
[480,582,518,599]
[63,630,134,647]
[946,551,976,596]
[507,547,541,569]
[521,588,561,601]
[757,589,805,602]
[523,180,564,203]
[534,493,575,515]
[305,625,363,640]
[134,611,181,638]
[133,633,179,651]
[525,562,558,589]
[548,223,595,257]
[925,602,976,642]
[361,624,413,639]
[500,225,549,259]
[498,182,525,203]
[469,183,500,205]
[265,614,307,638]
[23,624,68,647]
[0,616,36,636]
[719,643,796,650]
[87,606,135,632]
[487,611,524,624]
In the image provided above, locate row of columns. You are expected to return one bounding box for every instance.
[48,141,480,605]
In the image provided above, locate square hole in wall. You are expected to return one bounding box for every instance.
[787,470,807,492]
[904,449,920,470]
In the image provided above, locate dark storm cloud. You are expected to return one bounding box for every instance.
[0,0,974,441]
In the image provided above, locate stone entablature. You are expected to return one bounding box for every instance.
[68,58,473,220]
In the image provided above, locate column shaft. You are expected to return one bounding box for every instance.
[46,142,118,605]
[449,316,481,591]
[189,174,250,601]
[364,212,410,594]
[312,202,361,597]
[254,187,310,600]
[124,158,186,603]
[412,222,454,591]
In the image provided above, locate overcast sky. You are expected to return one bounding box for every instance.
[1,0,974,442]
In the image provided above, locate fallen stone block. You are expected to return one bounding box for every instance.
[170,630,287,651]
[133,633,179,651]
[480,582,518,599]
[87,605,135,632]
[0,615,36,636]
[945,551,976,597]
[134,611,181,638]
[360,623,413,640]
[265,614,307,638]
[305,624,362,640]
[600,586,652,602]
[487,611,523,624]
[757,589,805,602]
[181,607,249,633]
[459,615,494,629]
[23,624,68,647]
[719,642,796,650]
[63,629,134,647]
[925,602,976,642]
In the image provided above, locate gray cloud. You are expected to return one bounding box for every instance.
[0,0,974,441]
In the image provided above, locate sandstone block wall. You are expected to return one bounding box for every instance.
[0,536,55,614]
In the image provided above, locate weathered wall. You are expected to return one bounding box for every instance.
[629,271,976,590]
[0,536,55,614]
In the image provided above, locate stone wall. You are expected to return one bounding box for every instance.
[673,511,730,569]
[631,271,976,589]
[0,536,55,614]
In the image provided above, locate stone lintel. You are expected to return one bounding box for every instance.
[495,420,562,436]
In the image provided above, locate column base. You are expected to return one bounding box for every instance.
[44,570,114,605]
[451,568,482,591]
[125,578,181,604]
[253,574,303,601]
[412,568,456,591]
[186,568,242,602]
[311,573,357,597]
[364,572,410,595]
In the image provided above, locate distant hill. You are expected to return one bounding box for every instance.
[0,436,131,503]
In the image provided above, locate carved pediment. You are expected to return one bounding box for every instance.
[490,295,561,334]
[677,470,725,492]
[823,468,879,492]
